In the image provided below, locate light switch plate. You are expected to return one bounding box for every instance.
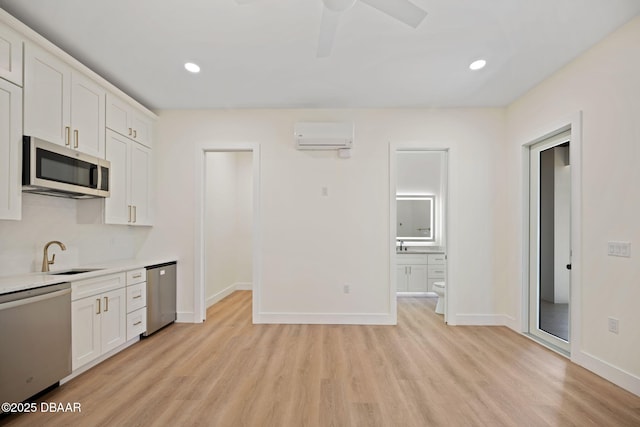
[608,241,631,258]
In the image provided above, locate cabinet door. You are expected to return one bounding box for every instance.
[0,79,21,220]
[0,24,23,86]
[71,296,101,370]
[71,72,105,157]
[130,112,153,148]
[24,44,71,146]
[407,264,429,292]
[105,93,131,137]
[101,288,126,354]
[105,131,131,224]
[396,266,408,292]
[130,142,152,225]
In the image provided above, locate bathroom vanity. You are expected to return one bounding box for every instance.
[396,252,445,292]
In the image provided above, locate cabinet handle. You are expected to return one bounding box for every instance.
[133,206,137,223]
[128,127,132,136]
[133,321,142,326]
[132,273,142,279]
[74,129,79,148]
[133,129,137,138]
[128,205,132,223]
[133,294,142,299]
[65,126,71,146]
[96,298,101,315]
[104,296,109,312]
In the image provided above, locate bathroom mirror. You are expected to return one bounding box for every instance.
[396,195,435,242]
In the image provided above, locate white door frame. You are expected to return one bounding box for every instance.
[194,142,261,323]
[521,112,582,356]
[389,143,450,324]
[528,131,571,351]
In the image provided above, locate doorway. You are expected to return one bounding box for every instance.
[204,151,253,308]
[390,146,449,323]
[528,131,571,352]
[194,144,261,323]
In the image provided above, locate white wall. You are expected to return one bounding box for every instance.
[504,16,640,387]
[0,194,149,275]
[205,151,252,306]
[138,108,506,325]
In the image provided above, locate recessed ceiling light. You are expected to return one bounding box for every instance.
[469,59,487,70]
[184,62,201,73]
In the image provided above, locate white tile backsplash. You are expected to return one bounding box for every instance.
[0,194,150,276]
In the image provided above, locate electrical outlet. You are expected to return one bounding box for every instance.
[608,317,619,334]
[343,284,350,294]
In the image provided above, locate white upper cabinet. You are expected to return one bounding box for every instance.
[105,130,152,226]
[24,44,70,146]
[24,43,105,157]
[130,141,151,225]
[0,24,23,86]
[70,72,106,157]
[0,78,22,220]
[106,93,153,148]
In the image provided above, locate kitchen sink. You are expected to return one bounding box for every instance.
[48,268,104,275]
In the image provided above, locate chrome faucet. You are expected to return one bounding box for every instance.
[42,241,66,272]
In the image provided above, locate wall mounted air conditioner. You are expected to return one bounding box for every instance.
[294,122,354,150]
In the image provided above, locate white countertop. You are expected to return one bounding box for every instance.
[0,258,177,295]
[396,250,445,254]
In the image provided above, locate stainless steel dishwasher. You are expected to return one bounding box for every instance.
[143,262,177,336]
[0,282,72,406]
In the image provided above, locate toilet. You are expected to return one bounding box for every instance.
[432,281,445,314]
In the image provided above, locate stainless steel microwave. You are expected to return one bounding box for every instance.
[22,136,110,199]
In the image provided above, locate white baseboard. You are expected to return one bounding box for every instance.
[206,282,253,308]
[573,350,640,396]
[61,337,139,384]
[206,284,236,308]
[254,312,396,325]
[452,314,515,326]
[176,311,195,323]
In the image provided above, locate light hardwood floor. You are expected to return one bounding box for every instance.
[3,292,640,426]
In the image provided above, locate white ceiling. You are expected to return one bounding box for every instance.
[1,0,639,111]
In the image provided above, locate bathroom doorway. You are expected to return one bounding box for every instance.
[528,131,571,352]
[390,146,448,323]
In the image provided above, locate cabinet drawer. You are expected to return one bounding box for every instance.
[126,307,146,341]
[428,265,446,278]
[126,282,146,313]
[428,254,446,265]
[127,268,146,285]
[72,273,126,301]
[396,254,428,265]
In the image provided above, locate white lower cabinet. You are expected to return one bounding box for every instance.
[125,268,147,340]
[397,253,446,292]
[71,273,126,371]
[397,254,428,292]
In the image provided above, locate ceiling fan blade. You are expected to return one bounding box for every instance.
[360,0,427,28]
[317,7,341,57]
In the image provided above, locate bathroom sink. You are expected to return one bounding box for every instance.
[48,268,104,276]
